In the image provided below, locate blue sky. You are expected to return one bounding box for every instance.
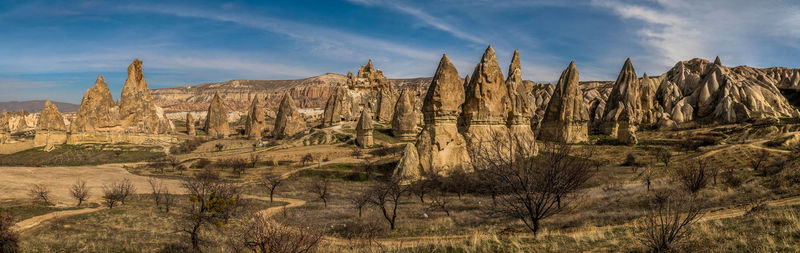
[0,0,798,103]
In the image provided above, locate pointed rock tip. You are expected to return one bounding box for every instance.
[481,45,496,60]
[714,56,722,65]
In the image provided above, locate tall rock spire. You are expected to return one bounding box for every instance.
[37,99,67,131]
[539,61,589,143]
[117,59,173,134]
[273,93,307,139]
[504,49,536,153]
[72,75,120,132]
[244,97,266,138]
[205,93,230,138]
[601,58,640,144]
[391,88,417,140]
[462,45,513,155]
[355,110,374,148]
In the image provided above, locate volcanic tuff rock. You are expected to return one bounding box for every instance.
[72,75,120,132]
[355,110,373,148]
[322,86,349,127]
[205,93,230,138]
[539,62,589,143]
[273,94,307,139]
[601,58,640,144]
[244,97,267,138]
[391,88,418,140]
[462,45,511,150]
[0,110,8,132]
[186,113,196,136]
[415,54,471,177]
[640,73,659,124]
[393,143,421,182]
[504,49,537,152]
[37,100,67,131]
[117,59,173,134]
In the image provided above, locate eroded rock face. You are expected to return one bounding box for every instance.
[244,97,266,138]
[355,110,373,148]
[415,54,471,177]
[391,88,417,140]
[539,62,589,143]
[601,58,640,144]
[117,59,173,134]
[186,113,196,136]
[640,73,659,124]
[72,75,120,132]
[205,93,230,138]
[322,86,348,127]
[273,94,307,139]
[0,110,8,132]
[37,100,67,131]
[393,143,421,183]
[462,45,511,150]
[504,50,537,152]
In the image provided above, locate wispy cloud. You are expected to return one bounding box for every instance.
[0,77,62,89]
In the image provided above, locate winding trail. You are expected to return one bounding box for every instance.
[13,206,104,234]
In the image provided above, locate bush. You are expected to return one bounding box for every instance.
[675,161,710,193]
[169,138,207,155]
[0,213,19,253]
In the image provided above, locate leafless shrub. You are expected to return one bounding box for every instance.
[218,158,250,177]
[70,179,90,206]
[349,191,371,218]
[301,153,314,166]
[367,178,409,230]
[215,143,225,152]
[445,168,472,200]
[652,148,672,167]
[309,178,330,207]
[102,186,122,208]
[427,188,451,216]
[193,158,212,169]
[722,168,743,188]
[749,149,770,172]
[250,153,259,168]
[635,191,702,252]
[259,172,283,202]
[0,213,19,253]
[232,213,322,253]
[148,179,174,212]
[675,160,709,193]
[29,184,51,204]
[472,135,596,236]
[180,169,241,251]
[102,178,136,208]
[149,159,168,174]
[351,148,364,158]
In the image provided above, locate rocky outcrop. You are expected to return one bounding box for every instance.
[244,97,266,138]
[504,50,537,152]
[640,73,659,124]
[393,143,421,183]
[117,59,173,134]
[186,113,196,136]
[71,75,120,132]
[14,112,29,132]
[322,86,348,127]
[539,62,589,143]
[36,100,66,131]
[205,93,230,138]
[391,88,417,140]
[601,58,640,144]
[273,94,307,139]
[355,110,373,148]
[0,110,8,132]
[462,45,511,150]
[415,54,471,177]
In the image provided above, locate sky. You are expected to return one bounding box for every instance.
[0,0,798,103]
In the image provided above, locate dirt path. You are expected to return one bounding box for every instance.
[13,206,105,234]
[241,194,307,218]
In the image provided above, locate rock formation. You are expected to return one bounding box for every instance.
[539,62,589,143]
[205,93,230,138]
[186,113,196,136]
[71,75,120,132]
[640,73,659,124]
[601,58,640,144]
[415,54,471,176]
[355,110,374,148]
[273,93,307,139]
[244,97,266,138]
[117,59,173,134]
[462,45,511,151]
[14,112,29,132]
[391,88,417,140]
[36,100,66,131]
[504,50,537,152]
[322,86,348,127]
[393,143,421,183]
[0,110,8,132]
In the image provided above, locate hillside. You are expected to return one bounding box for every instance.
[0,100,79,113]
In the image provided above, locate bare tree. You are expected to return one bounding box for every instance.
[367,178,409,230]
[250,153,260,168]
[749,149,770,172]
[180,169,241,251]
[116,178,136,204]
[220,158,250,177]
[149,160,168,174]
[309,178,330,207]
[102,185,122,209]
[148,179,174,212]
[427,188,451,216]
[0,213,19,253]
[473,138,596,236]
[70,179,90,206]
[301,153,314,166]
[29,184,51,204]
[675,160,709,193]
[167,156,182,172]
[232,212,322,253]
[349,191,371,218]
[445,168,472,200]
[215,143,225,152]
[635,191,702,252]
[259,172,283,202]
[653,148,673,167]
